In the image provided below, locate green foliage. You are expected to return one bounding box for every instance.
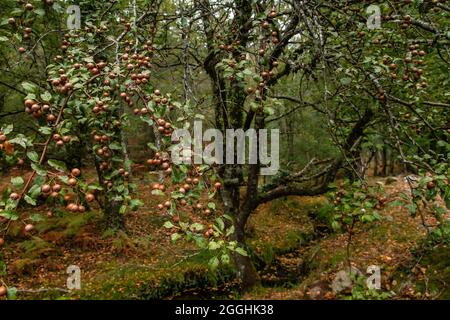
[36,211,97,238]
[343,274,393,300]
[315,203,336,230]
[392,168,449,238]
[328,180,383,232]
[409,222,450,300]
[419,220,450,249]
[17,237,56,259]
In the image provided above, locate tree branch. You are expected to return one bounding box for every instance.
[0,80,26,95]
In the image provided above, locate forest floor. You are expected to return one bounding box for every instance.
[0,168,449,300]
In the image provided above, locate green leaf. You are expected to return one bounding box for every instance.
[223,214,234,222]
[264,106,275,116]
[27,151,39,163]
[40,91,52,102]
[9,134,32,148]
[0,259,6,276]
[208,256,219,270]
[188,223,203,232]
[234,247,248,256]
[6,287,17,300]
[38,126,52,135]
[242,68,254,77]
[34,8,45,16]
[24,195,36,206]
[389,200,404,207]
[14,33,22,42]
[194,235,207,249]
[220,254,230,264]
[140,116,153,126]
[225,225,235,237]
[171,233,181,242]
[433,228,442,237]
[29,183,42,198]
[361,214,373,223]
[109,142,122,150]
[47,159,67,172]
[207,202,216,210]
[208,241,221,250]
[88,184,103,191]
[249,102,259,112]
[130,199,143,211]
[419,176,433,187]
[1,124,13,135]
[147,142,158,151]
[215,217,224,231]
[171,166,186,184]
[151,189,165,196]
[21,81,37,93]
[163,221,174,229]
[340,77,352,85]
[30,214,44,222]
[0,211,19,221]
[331,220,341,230]
[31,163,47,176]
[406,204,417,215]
[11,176,24,188]
[59,176,69,184]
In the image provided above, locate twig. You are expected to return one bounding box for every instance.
[171,252,201,268]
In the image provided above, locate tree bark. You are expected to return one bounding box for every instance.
[232,216,260,290]
[104,199,124,230]
[389,151,396,176]
[381,145,387,177]
[373,150,379,176]
[285,118,295,162]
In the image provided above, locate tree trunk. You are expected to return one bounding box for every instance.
[285,118,295,162]
[93,149,125,230]
[232,215,260,290]
[373,150,379,176]
[104,199,124,230]
[220,164,260,290]
[389,151,395,175]
[381,145,387,177]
